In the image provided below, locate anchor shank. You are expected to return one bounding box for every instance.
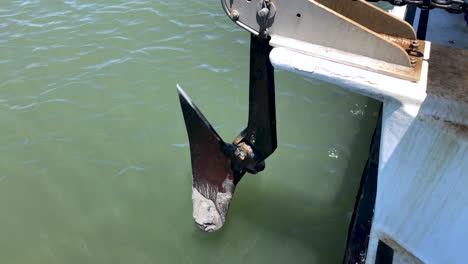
[239,34,277,160]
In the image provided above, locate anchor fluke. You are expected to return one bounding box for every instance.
[177,84,241,232]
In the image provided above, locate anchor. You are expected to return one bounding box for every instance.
[177,34,276,232]
[177,0,427,232]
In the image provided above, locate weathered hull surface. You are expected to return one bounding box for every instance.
[269,9,467,264]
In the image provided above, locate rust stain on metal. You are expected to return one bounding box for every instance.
[427,43,468,103]
[423,115,468,137]
[443,120,468,136]
[380,34,425,81]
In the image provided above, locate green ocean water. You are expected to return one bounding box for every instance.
[0,0,381,263]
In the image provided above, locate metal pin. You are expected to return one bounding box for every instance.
[231,10,240,20]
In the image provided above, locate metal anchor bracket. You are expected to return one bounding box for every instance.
[222,0,426,82]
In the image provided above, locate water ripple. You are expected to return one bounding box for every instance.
[94,10,126,14]
[13,0,40,7]
[64,0,98,11]
[193,64,231,73]
[168,19,206,28]
[114,165,145,178]
[3,99,79,111]
[41,10,73,18]
[129,46,186,55]
[24,62,48,70]
[83,56,133,71]
[110,36,130,40]
[154,35,184,43]
[171,143,188,148]
[0,11,25,18]
[95,28,119,35]
[131,7,166,17]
